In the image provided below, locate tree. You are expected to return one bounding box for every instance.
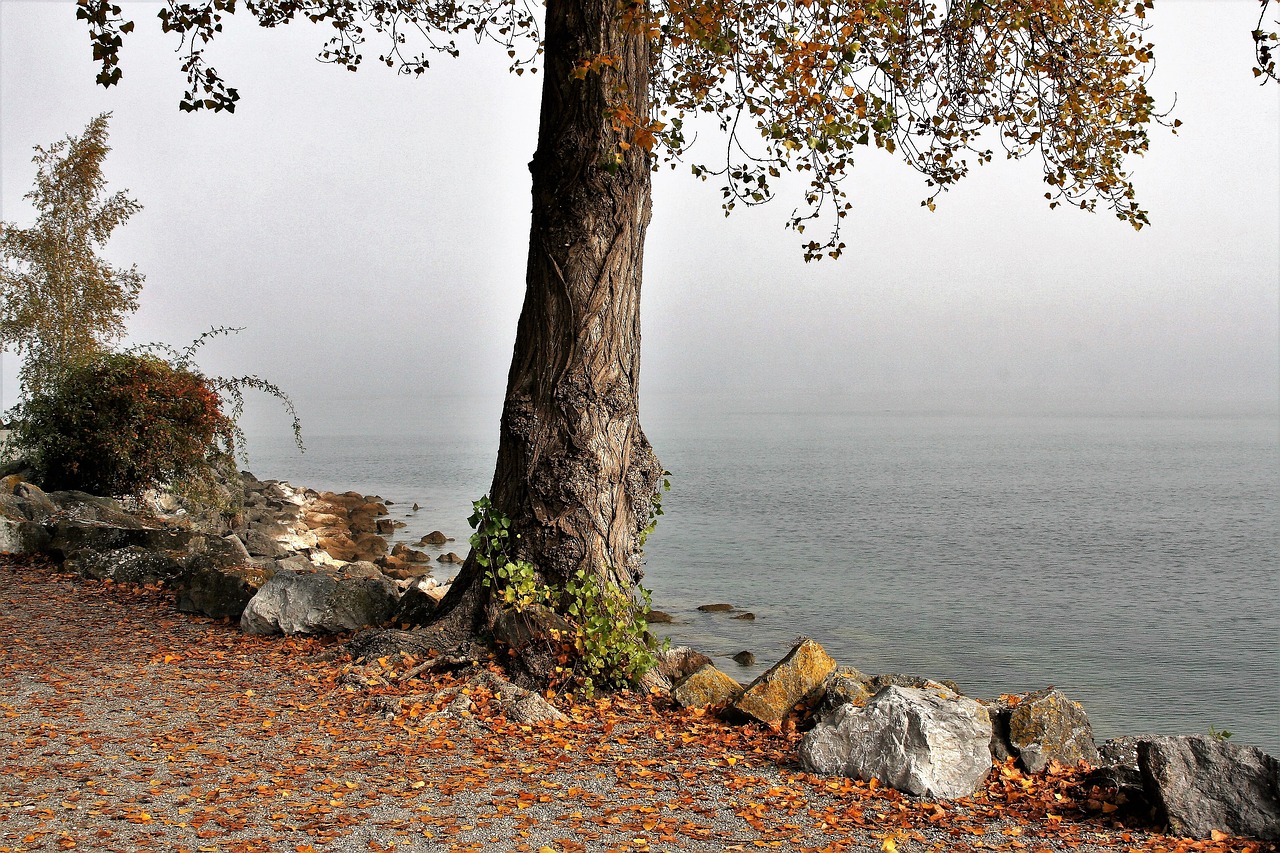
[0,113,143,394]
[76,0,1164,682]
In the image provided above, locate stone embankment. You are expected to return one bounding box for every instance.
[0,471,454,634]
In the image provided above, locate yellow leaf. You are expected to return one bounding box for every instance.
[881,835,898,853]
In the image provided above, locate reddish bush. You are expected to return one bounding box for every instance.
[13,352,236,496]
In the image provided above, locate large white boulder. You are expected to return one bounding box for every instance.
[798,685,993,799]
[241,570,398,634]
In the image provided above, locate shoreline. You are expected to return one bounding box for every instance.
[2,554,1275,853]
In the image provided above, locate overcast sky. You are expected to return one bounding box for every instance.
[1,0,1277,435]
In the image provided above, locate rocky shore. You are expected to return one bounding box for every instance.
[1,470,1277,844]
[0,470,461,635]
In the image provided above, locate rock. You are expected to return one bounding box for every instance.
[64,546,187,586]
[799,685,993,799]
[732,637,837,724]
[1099,736,1141,769]
[733,651,756,666]
[995,687,1100,773]
[646,610,674,624]
[196,534,253,568]
[3,480,57,519]
[319,491,368,512]
[731,612,756,621]
[338,560,385,579]
[375,518,395,535]
[390,543,432,563]
[671,664,742,709]
[420,530,449,546]
[304,512,346,529]
[377,559,418,581]
[176,562,274,619]
[351,532,388,561]
[45,520,199,560]
[391,586,438,627]
[653,646,712,685]
[697,603,734,612]
[865,672,961,695]
[420,580,450,602]
[273,554,314,573]
[437,551,464,564]
[1083,736,1151,808]
[814,668,874,721]
[1139,736,1280,840]
[411,503,420,511]
[347,511,379,535]
[0,514,51,553]
[47,491,145,528]
[317,535,358,562]
[241,571,399,635]
[241,528,290,558]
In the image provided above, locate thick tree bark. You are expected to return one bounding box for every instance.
[431,0,663,644]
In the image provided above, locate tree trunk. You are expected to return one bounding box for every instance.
[431,0,663,646]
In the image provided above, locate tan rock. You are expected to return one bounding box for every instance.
[318,535,358,562]
[1006,688,1099,773]
[304,512,346,529]
[672,664,742,709]
[351,532,389,561]
[348,511,379,535]
[391,543,432,563]
[732,637,837,724]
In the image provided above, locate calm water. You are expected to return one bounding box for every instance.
[247,404,1280,755]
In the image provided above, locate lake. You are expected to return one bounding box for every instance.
[245,400,1279,755]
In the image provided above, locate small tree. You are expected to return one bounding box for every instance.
[0,113,143,394]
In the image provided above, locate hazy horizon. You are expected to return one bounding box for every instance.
[2,0,1277,434]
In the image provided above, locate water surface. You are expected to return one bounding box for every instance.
[248,404,1279,754]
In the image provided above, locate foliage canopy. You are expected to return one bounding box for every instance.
[0,113,143,393]
[79,0,1175,259]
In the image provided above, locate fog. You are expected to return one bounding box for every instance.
[1,0,1277,437]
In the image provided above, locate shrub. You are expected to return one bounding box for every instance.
[12,351,237,498]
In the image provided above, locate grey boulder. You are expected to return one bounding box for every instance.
[241,528,290,558]
[799,685,993,799]
[64,546,188,586]
[241,570,399,635]
[1139,735,1280,840]
[176,562,275,620]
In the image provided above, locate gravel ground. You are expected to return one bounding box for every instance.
[0,557,1268,853]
